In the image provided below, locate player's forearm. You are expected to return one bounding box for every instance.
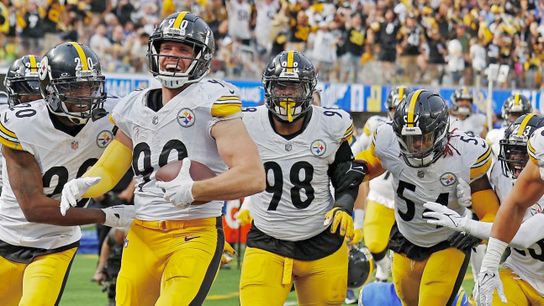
[21,196,105,225]
[490,199,525,244]
[82,139,133,198]
[192,162,265,202]
[465,215,544,249]
[491,162,544,243]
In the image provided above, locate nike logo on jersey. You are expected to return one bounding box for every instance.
[184,236,200,242]
[229,89,235,94]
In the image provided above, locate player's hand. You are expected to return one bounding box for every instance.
[156,158,194,208]
[102,205,135,228]
[475,268,507,306]
[422,202,470,232]
[60,177,101,216]
[348,228,363,246]
[456,178,472,207]
[332,160,367,192]
[235,209,252,226]
[92,270,107,285]
[221,242,236,265]
[324,207,354,239]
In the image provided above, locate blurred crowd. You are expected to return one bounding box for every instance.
[1,0,544,89]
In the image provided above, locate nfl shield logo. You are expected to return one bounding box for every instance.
[71,141,79,150]
[310,140,326,156]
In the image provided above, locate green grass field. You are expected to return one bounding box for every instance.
[59,252,475,306]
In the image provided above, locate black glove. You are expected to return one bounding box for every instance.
[447,231,481,251]
[331,160,367,193]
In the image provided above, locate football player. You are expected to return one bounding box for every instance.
[424,113,544,306]
[476,112,544,304]
[449,87,487,138]
[356,89,499,306]
[486,93,532,156]
[4,55,42,107]
[350,86,409,286]
[59,12,265,306]
[0,55,42,193]
[239,50,365,306]
[0,42,133,306]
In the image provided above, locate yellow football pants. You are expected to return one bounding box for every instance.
[240,242,348,306]
[492,267,544,305]
[392,247,469,306]
[363,200,395,256]
[0,246,77,306]
[116,217,224,306]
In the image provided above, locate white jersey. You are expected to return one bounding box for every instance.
[449,113,486,137]
[486,126,506,157]
[226,0,252,40]
[372,125,492,247]
[489,162,544,295]
[352,115,395,208]
[528,127,544,181]
[0,103,9,189]
[243,105,353,241]
[111,80,242,221]
[0,99,116,249]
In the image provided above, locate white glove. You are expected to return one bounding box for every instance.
[476,268,506,306]
[102,205,135,228]
[60,177,101,216]
[476,237,508,306]
[423,202,470,232]
[155,158,194,208]
[456,178,472,207]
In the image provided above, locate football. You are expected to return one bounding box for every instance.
[155,159,216,182]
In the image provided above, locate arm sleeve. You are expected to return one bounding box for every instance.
[328,141,362,213]
[466,213,544,249]
[82,138,133,198]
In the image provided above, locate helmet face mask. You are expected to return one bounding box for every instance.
[4,55,42,107]
[393,89,450,168]
[499,113,544,179]
[451,87,474,117]
[39,42,106,125]
[263,51,317,123]
[148,12,215,89]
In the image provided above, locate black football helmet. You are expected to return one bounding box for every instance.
[348,246,374,288]
[39,42,106,125]
[393,89,450,168]
[499,113,544,179]
[263,50,317,123]
[385,86,410,119]
[451,87,474,116]
[148,11,215,89]
[4,55,42,107]
[501,93,532,125]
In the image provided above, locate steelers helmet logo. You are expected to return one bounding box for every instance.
[177,108,195,127]
[310,139,326,156]
[96,130,114,148]
[38,57,49,80]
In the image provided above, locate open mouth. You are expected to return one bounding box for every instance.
[165,63,184,73]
